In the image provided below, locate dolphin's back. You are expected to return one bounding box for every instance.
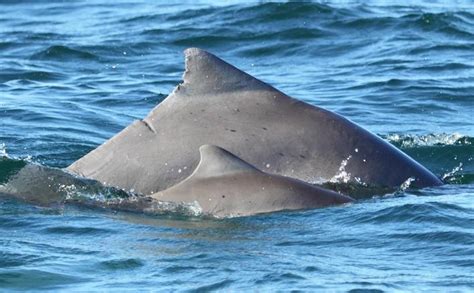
[67,48,442,194]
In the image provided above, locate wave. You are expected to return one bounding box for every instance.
[354,201,473,228]
[383,133,473,184]
[110,3,474,61]
[403,12,474,38]
[384,133,472,148]
[30,45,99,61]
[0,70,64,83]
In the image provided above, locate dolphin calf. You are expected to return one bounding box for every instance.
[151,145,354,217]
[68,48,442,196]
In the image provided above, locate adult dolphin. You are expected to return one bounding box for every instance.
[68,48,442,195]
[152,145,354,217]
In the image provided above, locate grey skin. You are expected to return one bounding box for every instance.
[151,145,354,217]
[68,48,442,195]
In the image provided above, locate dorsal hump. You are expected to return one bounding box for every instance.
[182,48,274,95]
[191,145,260,178]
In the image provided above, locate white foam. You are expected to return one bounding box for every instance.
[441,162,463,182]
[330,155,352,183]
[0,143,7,158]
[385,133,469,148]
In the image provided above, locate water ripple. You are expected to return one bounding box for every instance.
[0,1,473,291]
[31,45,98,61]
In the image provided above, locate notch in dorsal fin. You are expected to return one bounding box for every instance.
[182,48,274,95]
[191,145,260,178]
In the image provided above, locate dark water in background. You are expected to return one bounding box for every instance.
[1,1,473,291]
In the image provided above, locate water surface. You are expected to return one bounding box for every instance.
[1,1,473,291]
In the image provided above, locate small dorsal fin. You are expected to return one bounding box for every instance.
[182,48,273,95]
[191,145,260,178]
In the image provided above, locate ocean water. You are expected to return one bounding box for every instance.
[1,1,473,291]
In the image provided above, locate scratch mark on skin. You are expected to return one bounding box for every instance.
[141,119,157,134]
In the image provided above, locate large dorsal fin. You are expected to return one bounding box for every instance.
[181,48,275,95]
[190,145,260,179]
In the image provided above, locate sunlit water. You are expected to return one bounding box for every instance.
[1,1,473,291]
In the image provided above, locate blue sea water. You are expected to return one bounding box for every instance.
[1,1,473,291]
